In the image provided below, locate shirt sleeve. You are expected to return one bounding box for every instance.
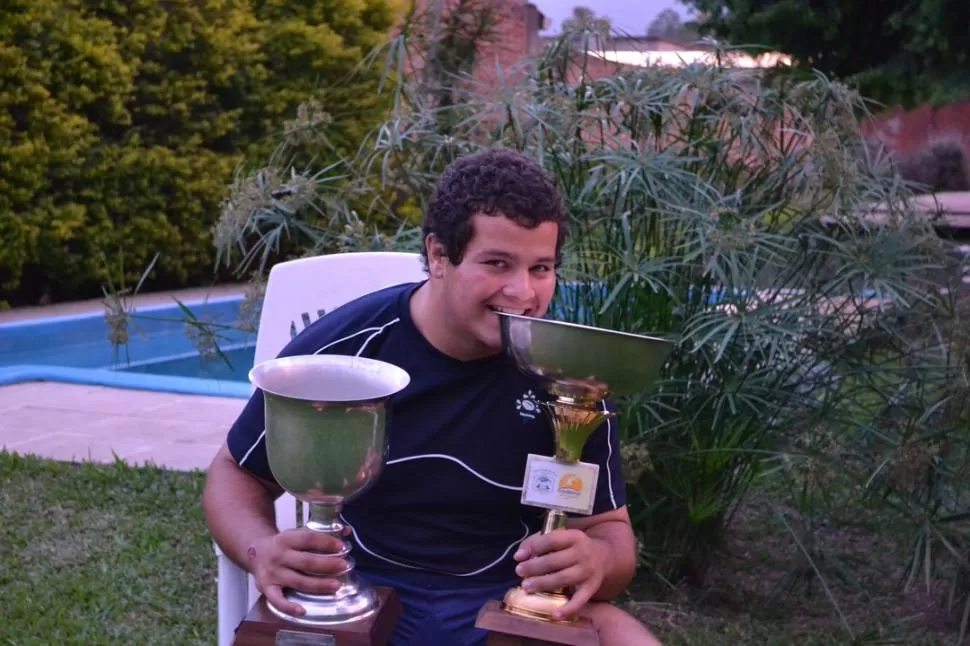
[579,399,627,515]
[226,320,350,485]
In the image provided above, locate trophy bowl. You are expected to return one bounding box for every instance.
[499,312,675,403]
[494,313,675,623]
[249,354,411,626]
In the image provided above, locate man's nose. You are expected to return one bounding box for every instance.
[503,270,535,301]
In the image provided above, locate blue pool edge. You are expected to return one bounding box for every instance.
[0,364,252,399]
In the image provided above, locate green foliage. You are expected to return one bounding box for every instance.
[678,0,970,110]
[123,12,970,635]
[0,0,400,307]
[207,23,970,634]
[0,451,957,643]
[208,0,504,278]
[647,8,698,43]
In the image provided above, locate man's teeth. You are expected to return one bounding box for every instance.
[491,307,525,315]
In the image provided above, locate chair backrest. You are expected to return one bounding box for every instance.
[252,251,427,369]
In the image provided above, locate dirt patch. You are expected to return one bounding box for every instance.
[626,497,968,644]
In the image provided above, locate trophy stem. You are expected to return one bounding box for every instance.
[541,509,568,534]
[540,510,570,598]
[266,501,381,627]
[543,397,612,463]
[306,501,347,538]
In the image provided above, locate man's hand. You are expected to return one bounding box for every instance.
[512,529,609,620]
[248,527,352,617]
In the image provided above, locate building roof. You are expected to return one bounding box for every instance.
[590,48,792,69]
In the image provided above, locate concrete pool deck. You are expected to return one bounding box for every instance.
[0,285,249,471]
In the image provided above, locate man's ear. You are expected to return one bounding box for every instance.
[425,234,448,279]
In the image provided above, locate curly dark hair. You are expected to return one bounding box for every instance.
[422,148,568,268]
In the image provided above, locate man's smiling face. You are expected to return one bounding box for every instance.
[427,212,559,358]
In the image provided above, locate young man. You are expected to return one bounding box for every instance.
[202,149,662,646]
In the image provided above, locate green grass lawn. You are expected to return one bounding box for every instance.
[0,450,963,645]
[0,451,215,645]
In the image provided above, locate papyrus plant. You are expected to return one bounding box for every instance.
[114,23,970,625]
[326,31,960,594]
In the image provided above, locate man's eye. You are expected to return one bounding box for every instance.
[532,265,552,273]
[486,260,508,268]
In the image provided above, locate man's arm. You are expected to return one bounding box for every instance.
[566,506,637,601]
[202,443,284,569]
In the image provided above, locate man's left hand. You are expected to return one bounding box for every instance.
[512,529,608,620]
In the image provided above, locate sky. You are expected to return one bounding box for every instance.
[535,0,692,36]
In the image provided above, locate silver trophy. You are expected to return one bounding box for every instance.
[249,354,411,626]
[495,312,674,622]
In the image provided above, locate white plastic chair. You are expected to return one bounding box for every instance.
[214,251,427,646]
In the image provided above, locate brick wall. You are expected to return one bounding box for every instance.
[862,100,970,156]
[567,53,629,84]
[398,2,660,95]
[404,0,546,90]
[470,0,532,88]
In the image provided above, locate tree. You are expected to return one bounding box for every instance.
[0,0,402,307]
[561,6,611,33]
[677,0,970,108]
[647,8,697,43]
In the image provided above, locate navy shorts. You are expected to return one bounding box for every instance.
[359,569,517,646]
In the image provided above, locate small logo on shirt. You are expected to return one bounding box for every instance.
[516,390,540,420]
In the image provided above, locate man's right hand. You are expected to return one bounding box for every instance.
[248,527,351,617]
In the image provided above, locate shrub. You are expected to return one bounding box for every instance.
[0,0,401,307]
[893,137,970,193]
[352,40,962,592]
[132,20,970,636]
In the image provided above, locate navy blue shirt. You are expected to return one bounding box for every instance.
[227,281,626,584]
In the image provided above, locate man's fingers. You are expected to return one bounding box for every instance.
[517,530,580,559]
[521,564,586,595]
[513,533,539,561]
[280,528,347,555]
[262,584,305,617]
[278,570,344,596]
[552,583,595,621]
[281,550,351,577]
[515,548,576,580]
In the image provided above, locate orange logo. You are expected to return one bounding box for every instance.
[558,474,583,497]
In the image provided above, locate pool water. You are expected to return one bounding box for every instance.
[118,346,256,382]
[0,296,258,387]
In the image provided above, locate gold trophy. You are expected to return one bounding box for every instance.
[475,312,674,644]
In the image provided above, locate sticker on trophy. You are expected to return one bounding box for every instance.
[520,454,599,515]
[275,631,335,645]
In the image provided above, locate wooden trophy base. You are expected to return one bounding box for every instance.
[475,600,600,646]
[233,588,402,646]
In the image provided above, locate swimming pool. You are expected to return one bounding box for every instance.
[119,346,256,382]
[0,296,256,398]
